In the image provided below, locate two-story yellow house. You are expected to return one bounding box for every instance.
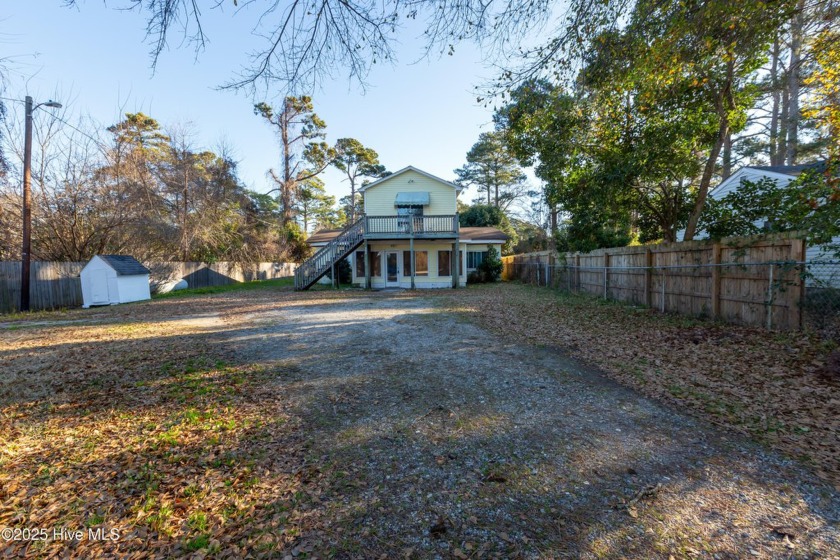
[295,166,508,290]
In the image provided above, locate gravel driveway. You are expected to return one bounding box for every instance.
[220,290,840,558]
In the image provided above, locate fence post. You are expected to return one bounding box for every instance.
[567,258,571,293]
[711,243,722,319]
[789,238,805,330]
[575,254,581,293]
[545,258,550,287]
[661,267,666,313]
[644,249,653,308]
[766,263,774,330]
[603,252,610,299]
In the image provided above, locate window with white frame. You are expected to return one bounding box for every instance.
[467,251,488,270]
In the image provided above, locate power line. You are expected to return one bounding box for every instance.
[49,114,111,155]
[0,96,110,154]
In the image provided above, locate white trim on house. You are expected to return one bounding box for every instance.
[359,165,464,192]
[384,251,401,286]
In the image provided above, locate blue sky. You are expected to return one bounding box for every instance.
[3,1,507,206]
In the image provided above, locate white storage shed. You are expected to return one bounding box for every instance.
[81,255,151,308]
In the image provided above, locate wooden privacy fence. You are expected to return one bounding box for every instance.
[0,261,296,314]
[0,262,86,314]
[502,234,813,331]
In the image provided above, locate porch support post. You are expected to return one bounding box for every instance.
[410,237,416,290]
[409,217,416,290]
[451,242,457,288]
[453,216,460,289]
[452,239,461,289]
[364,240,371,290]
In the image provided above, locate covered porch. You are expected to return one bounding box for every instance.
[354,238,466,289]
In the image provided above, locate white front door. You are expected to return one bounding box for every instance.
[385,251,400,287]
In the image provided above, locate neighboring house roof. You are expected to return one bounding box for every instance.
[746,161,825,177]
[708,160,826,200]
[97,255,150,276]
[306,226,509,246]
[359,165,464,192]
[678,160,827,241]
[460,227,510,242]
[306,228,344,245]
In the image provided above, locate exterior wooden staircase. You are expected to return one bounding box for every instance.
[294,218,365,290]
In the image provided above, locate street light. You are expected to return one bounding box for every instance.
[20,95,62,312]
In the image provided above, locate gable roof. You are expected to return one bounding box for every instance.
[97,255,150,276]
[359,165,463,192]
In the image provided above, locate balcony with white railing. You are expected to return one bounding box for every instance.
[363,215,458,239]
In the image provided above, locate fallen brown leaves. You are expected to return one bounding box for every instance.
[446,283,840,487]
[0,290,326,558]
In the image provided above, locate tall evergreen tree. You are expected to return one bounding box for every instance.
[294,175,336,233]
[454,132,527,211]
[254,98,335,227]
[332,138,386,223]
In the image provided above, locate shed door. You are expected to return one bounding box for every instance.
[91,270,110,303]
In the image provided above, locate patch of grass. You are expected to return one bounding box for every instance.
[185,534,210,551]
[153,277,293,300]
[183,407,207,424]
[188,511,209,532]
[85,513,105,527]
[156,427,181,446]
[147,502,174,533]
[0,307,73,323]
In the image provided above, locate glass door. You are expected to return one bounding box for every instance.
[386,251,399,286]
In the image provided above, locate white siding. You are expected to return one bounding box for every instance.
[117,274,152,303]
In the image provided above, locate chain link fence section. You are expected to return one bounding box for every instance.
[505,259,840,336]
[801,261,840,338]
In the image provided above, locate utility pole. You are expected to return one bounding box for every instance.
[20,96,62,312]
[20,96,33,312]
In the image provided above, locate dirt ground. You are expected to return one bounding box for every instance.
[1,285,838,558]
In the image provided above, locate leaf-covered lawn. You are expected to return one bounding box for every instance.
[448,282,840,488]
[0,289,314,557]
